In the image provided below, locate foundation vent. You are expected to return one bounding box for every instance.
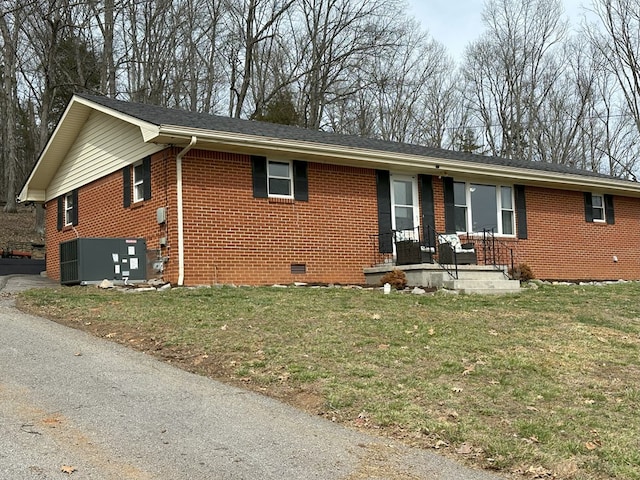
[290,263,307,274]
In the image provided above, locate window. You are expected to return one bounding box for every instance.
[392,176,417,232]
[591,194,605,222]
[133,161,145,202]
[64,192,74,226]
[452,182,515,235]
[267,160,293,197]
[501,186,515,235]
[453,182,467,232]
[585,192,614,224]
[123,157,151,207]
[251,156,308,201]
[57,189,78,231]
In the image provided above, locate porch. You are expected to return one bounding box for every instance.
[364,227,522,294]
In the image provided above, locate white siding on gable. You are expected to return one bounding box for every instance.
[46,110,164,200]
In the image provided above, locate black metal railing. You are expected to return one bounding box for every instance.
[369,226,518,280]
[481,228,516,278]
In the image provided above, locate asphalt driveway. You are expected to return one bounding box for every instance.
[0,275,503,479]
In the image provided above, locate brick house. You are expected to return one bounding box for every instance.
[18,94,640,285]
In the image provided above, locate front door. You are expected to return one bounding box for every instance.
[391,174,420,240]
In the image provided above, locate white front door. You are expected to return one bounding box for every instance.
[391,174,420,240]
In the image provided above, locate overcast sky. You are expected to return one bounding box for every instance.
[406,0,594,60]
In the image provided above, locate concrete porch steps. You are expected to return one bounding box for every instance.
[363,263,521,295]
[442,278,521,295]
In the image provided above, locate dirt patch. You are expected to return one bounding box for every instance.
[0,206,44,258]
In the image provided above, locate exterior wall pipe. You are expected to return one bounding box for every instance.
[176,136,197,286]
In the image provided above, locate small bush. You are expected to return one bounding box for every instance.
[380,269,407,290]
[509,263,535,282]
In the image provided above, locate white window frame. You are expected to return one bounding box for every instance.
[391,174,420,240]
[267,159,293,199]
[591,193,606,223]
[500,186,515,235]
[133,161,145,203]
[454,181,515,236]
[64,192,74,226]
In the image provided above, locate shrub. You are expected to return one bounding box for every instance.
[380,269,407,290]
[509,263,535,282]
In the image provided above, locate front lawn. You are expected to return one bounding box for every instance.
[18,282,640,479]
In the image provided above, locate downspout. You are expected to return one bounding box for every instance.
[176,136,197,286]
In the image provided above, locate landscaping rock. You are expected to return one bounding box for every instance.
[126,287,156,293]
[411,287,426,295]
[437,288,459,295]
[98,279,114,289]
[158,283,172,292]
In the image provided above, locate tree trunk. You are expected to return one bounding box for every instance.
[0,12,19,212]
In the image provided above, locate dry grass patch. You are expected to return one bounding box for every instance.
[18,282,640,479]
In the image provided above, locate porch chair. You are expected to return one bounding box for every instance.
[438,233,477,265]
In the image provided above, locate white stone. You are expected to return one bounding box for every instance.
[128,287,156,293]
[412,287,426,295]
[98,279,114,289]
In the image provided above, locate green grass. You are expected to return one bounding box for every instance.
[18,282,640,479]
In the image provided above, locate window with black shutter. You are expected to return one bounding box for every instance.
[58,190,78,230]
[584,192,614,224]
[251,156,308,201]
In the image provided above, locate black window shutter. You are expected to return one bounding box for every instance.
[376,170,393,253]
[604,194,615,224]
[293,160,308,201]
[443,177,456,233]
[142,156,152,200]
[71,189,79,226]
[123,165,131,208]
[419,174,436,247]
[584,192,593,222]
[514,184,528,239]
[57,196,64,231]
[251,155,268,198]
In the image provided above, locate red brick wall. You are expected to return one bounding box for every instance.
[44,150,640,285]
[179,150,378,285]
[428,177,640,281]
[512,186,640,280]
[45,150,176,281]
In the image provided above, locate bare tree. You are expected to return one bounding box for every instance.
[225,0,296,118]
[363,21,457,146]
[589,0,640,137]
[463,0,567,160]
[296,0,401,129]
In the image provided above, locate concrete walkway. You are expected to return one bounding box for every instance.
[0,275,504,479]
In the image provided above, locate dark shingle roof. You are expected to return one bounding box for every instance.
[79,93,618,181]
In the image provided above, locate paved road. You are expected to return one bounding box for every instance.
[0,275,504,480]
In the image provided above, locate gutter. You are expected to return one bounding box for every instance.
[176,136,197,286]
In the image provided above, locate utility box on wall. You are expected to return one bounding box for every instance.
[60,238,147,285]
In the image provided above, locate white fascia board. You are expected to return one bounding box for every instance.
[20,95,161,203]
[18,188,45,203]
[158,125,640,197]
[19,97,89,202]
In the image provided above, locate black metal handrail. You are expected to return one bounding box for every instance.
[481,228,516,278]
[369,226,518,280]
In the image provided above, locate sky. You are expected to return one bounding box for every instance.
[406,0,593,60]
